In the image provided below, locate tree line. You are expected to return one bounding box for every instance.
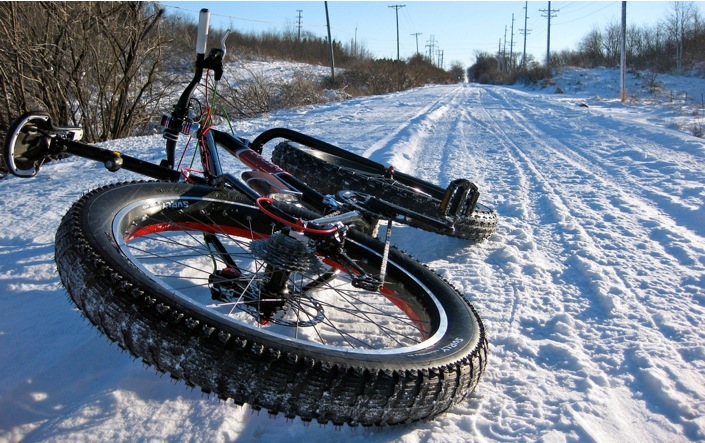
[0,2,459,146]
[469,1,705,84]
[555,1,704,72]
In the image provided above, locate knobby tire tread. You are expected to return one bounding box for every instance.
[54,181,488,427]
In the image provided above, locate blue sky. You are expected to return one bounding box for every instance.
[162,1,702,68]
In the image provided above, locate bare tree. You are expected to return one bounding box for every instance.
[0,2,167,142]
[578,27,605,67]
[665,1,698,71]
[449,61,465,83]
[602,21,622,66]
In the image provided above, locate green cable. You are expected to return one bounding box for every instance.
[210,81,237,135]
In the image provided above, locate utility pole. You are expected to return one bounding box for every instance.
[503,25,507,72]
[411,32,422,55]
[354,27,358,57]
[324,2,334,82]
[510,13,515,72]
[498,38,502,72]
[389,4,406,61]
[296,9,303,42]
[520,1,531,69]
[620,1,627,102]
[540,1,558,67]
[426,35,436,63]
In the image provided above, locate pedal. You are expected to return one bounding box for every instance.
[440,179,479,218]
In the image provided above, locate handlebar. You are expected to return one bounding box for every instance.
[164,9,227,169]
[196,9,210,55]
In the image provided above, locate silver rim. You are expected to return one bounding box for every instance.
[111,195,449,355]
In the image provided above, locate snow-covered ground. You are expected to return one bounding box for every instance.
[231,58,332,83]
[1,67,704,442]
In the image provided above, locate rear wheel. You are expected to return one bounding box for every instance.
[272,142,498,241]
[55,181,487,426]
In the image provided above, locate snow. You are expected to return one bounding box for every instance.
[228,58,332,84]
[1,66,705,442]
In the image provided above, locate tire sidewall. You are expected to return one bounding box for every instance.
[78,181,483,371]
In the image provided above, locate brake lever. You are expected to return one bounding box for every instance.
[220,30,231,60]
[202,30,231,81]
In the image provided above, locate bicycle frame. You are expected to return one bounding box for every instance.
[8,7,474,240]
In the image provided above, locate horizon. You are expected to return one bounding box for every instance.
[161,1,703,68]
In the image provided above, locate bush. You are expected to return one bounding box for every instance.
[0,2,168,142]
[0,4,467,142]
[467,53,552,86]
[515,65,553,85]
[279,73,328,108]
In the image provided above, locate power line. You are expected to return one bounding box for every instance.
[161,2,332,31]
[555,1,613,18]
[161,3,278,25]
[554,2,618,26]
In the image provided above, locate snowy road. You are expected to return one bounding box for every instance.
[1,80,704,442]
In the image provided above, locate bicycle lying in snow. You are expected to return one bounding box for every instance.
[3,9,497,427]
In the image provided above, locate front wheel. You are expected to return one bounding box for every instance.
[272,142,498,241]
[55,181,487,427]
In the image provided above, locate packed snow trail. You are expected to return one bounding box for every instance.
[1,79,704,442]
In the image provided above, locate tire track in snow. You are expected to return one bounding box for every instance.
[477,86,705,438]
[288,83,705,440]
[488,88,705,331]
[379,85,613,439]
[455,86,624,440]
[360,86,464,173]
[496,88,705,262]
[389,83,704,440]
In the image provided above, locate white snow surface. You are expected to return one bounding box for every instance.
[1,67,704,442]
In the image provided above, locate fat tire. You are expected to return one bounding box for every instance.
[272,142,498,241]
[55,181,487,427]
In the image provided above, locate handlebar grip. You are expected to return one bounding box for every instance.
[196,8,210,55]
